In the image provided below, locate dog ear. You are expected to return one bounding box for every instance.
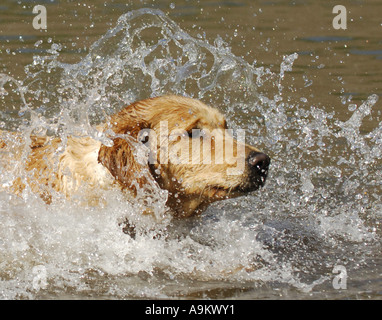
[98,137,152,194]
[98,101,154,194]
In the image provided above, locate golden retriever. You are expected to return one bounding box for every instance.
[0,95,270,217]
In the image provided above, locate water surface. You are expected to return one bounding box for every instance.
[0,0,381,299]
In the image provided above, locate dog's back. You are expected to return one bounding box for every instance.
[0,130,114,203]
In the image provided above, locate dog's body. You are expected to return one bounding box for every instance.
[0,95,270,217]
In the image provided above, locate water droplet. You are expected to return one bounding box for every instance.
[34,40,43,47]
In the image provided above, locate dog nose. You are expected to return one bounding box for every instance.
[247,151,270,177]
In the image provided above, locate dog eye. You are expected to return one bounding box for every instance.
[141,135,149,143]
[138,130,150,143]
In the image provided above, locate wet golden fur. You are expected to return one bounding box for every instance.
[0,95,266,217]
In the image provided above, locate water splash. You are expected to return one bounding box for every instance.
[0,9,380,299]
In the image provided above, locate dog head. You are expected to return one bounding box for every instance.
[98,95,270,217]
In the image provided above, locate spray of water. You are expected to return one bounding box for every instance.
[0,9,380,299]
